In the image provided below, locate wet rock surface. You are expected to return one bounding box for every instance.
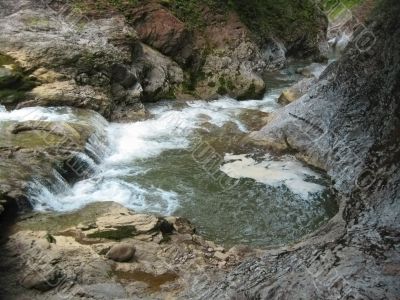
[0,110,106,218]
[0,202,260,299]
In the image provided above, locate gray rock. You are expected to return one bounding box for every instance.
[20,269,64,291]
[106,243,136,262]
[78,283,127,299]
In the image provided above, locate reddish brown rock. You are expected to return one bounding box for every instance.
[130,3,192,63]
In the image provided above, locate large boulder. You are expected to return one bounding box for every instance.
[129,2,193,64]
[0,2,141,120]
[132,43,184,101]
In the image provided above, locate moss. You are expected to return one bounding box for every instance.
[0,90,27,105]
[237,82,256,100]
[87,225,137,241]
[217,85,228,95]
[24,16,51,27]
[45,233,57,244]
[216,75,235,95]
[0,54,14,67]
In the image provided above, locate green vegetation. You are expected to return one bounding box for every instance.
[0,53,14,66]
[87,225,137,240]
[71,0,325,40]
[45,233,57,244]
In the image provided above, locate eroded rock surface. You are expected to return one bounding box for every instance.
[0,202,261,299]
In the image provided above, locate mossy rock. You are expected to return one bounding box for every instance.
[0,53,38,106]
[87,226,137,241]
[0,53,14,67]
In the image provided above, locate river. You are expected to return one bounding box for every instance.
[0,62,337,247]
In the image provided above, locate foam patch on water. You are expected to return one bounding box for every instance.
[220,154,325,199]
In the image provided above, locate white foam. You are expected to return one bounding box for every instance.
[32,177,179,215]
[0,106,76,122]
[106,94,280,164]
[220,154,325,199]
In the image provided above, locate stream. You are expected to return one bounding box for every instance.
[0,63,337,247]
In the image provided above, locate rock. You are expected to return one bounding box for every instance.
[32,68,65,84]
[106,243,136,262]
[0,67,14,82]
[168,217,195,234]
[130,3,192,64]
[214,251,229,261]
[278,77,316,105]
[132,43,184,101]
[24,81,110,116]
[20,269,63,291]
[95,208,159,234]
[263,37,287,70]
[0,6,141,120]
[78,283,127,299]
[295,63,327,78]
[0,202,245,298]
[0,110,105,216]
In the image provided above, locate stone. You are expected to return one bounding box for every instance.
[25,81,110,116]
[130,2,192,64]
[106,243,136,262]
[214,251,229,261]
[78,283,127,299]
[96,210,159,234]
[20,269,63,291]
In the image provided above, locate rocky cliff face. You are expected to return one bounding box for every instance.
[194,1,400,298]
[0,0,327,121]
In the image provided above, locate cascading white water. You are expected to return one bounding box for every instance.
[0,66,337,246]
